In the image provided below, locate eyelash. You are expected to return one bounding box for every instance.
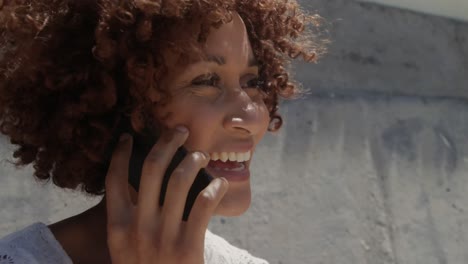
[191,73,220,87]
[191,73,263,89]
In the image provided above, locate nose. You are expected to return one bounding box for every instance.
[222,89,266,136]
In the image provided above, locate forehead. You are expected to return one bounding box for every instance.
[202,13,254,63]
[162,12,254,69]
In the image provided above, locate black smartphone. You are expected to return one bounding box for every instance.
[127,132,213,221]
[105,117,212,221]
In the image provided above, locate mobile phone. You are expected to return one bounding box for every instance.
[104,117,213,221]
[124,123,213,221]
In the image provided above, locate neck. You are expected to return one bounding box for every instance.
[49,197,111,264]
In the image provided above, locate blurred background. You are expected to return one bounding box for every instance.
[1,0,467,263]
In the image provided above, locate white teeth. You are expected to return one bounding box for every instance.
[245,151,251,161]
[236,152,244,162]
[210,151,252,163]
[220,152,229,162]
[240,152,248,162]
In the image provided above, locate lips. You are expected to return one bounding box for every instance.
[205,159,250,182]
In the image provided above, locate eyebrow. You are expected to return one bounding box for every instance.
[206,55,259,68]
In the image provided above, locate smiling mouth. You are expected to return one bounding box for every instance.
[205,153,251,182]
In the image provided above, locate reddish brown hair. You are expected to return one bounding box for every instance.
[0,0,327,195]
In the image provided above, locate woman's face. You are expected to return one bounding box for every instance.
[149,12,270,216]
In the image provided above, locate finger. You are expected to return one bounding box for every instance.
[136,126,189,228]
[160,151,210,238]
[184,177,229,241]
[105,133,134,228]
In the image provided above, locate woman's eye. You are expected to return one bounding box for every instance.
[191,73,220,87]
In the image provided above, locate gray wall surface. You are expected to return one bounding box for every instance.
[1,1,468,263]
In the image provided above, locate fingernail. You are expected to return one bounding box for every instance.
[119,133,131,142]
[202,151,211,160]
[194,151,209,160]
[215,177,228,189]
[175,125,188,133]
[218,177,228,184]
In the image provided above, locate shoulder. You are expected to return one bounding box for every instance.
[204,229,269,264]
[0,222,72,264]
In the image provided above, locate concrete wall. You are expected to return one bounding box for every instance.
[1,0,468,263]
[358,0,468,22]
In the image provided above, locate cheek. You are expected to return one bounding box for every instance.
[256,104,271,140]
[158,96,271,146]
[178,102,222,127]
[186,123,221,153]
[254,96,271,124]
[158,97,212,125]
[161,101,223,146]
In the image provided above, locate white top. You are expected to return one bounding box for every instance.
[0,222,269,264]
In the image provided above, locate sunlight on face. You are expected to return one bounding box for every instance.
[148,12,270,216]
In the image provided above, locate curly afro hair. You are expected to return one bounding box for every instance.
[0,0,327,195]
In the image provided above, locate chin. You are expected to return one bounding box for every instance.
[214,189,252,216]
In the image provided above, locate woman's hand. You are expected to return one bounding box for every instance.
[105,127,229,264]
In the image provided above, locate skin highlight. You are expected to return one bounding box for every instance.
[146,13,270,216]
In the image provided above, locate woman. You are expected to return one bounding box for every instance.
[0,0,325,263]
